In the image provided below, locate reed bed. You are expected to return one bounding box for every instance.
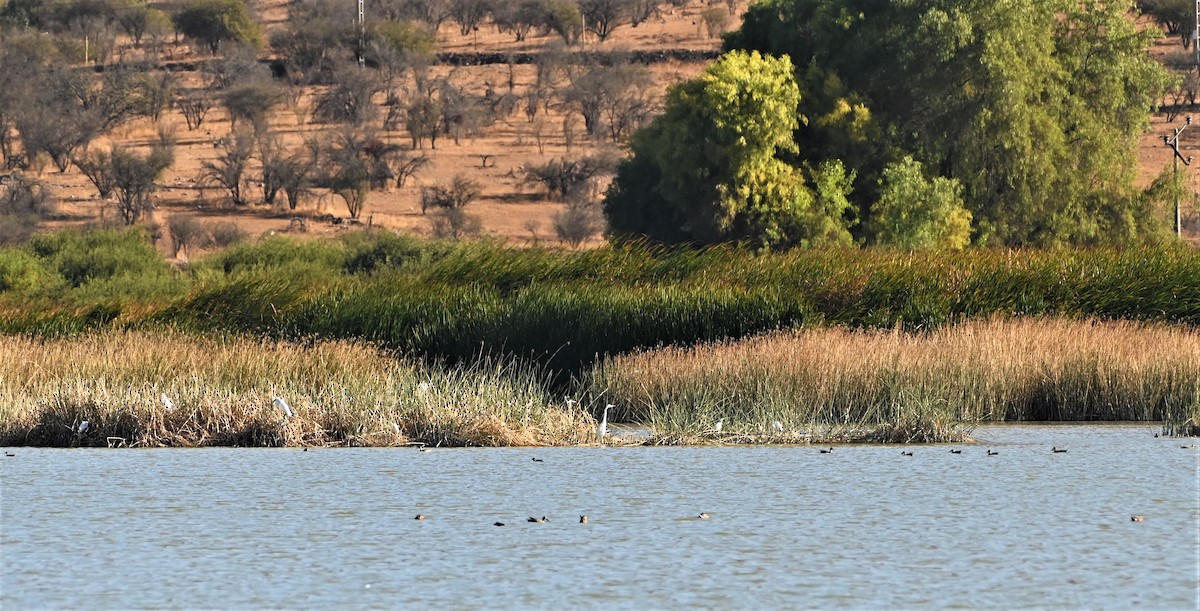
[589,319,1200,440]
[0,330,594,448]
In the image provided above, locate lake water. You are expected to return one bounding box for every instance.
[2,425,1197,609]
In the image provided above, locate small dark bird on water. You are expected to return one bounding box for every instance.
[901,451,913,456]
[494,522,505,527]
[579,515,588,524]
[528,516,548,523]
[819,447,833,454]
[1052,447,1068,453]
[949,449,962,454]
[987,450,999,456]
[531,458,543,462]
[4,452,13,457]
[414,515,426,520]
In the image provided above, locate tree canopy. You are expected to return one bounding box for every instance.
[604,50,853,250]
[174,0,262,54]
[720,0,1174,246]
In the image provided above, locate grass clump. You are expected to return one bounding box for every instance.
[0,330,593,448]
[589,318,1200,441]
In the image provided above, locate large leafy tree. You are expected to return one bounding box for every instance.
[727,0,1174,246]
[174,0,262,54]
[604,50,853,250]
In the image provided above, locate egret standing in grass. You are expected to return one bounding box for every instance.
[274,396,293,419]
[78,420,90,434]
[597,404,614,442]
[714,420,723,434]
[773,421,784,433]
[161,393,175,412]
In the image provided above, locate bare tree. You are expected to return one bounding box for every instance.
[564,61,652,140]
[177,89,214,130]
[449,0,492,35]
[201,130,254,206]
[109,134,175,225]
[579,0,631,42]
[313,67,383,126]
[222,80,280,133]
[700,7,729,38]
[74,149,118,200]
[394,154,430,188]
[524,152,618,201]
[420,174,481,213]
[166,213,204,258]
[0,173,54,245]
[554,199,604,247]
[430,207,483,240]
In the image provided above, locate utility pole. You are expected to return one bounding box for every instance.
[355,0,364,67]
[1163,116,1193,239]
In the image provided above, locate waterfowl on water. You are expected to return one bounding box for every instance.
[1052,447,1068,453]
[494,522,505,527]
[900,451,914,456]
[1183,445,1197,449]
[531,457,544,462]
[987,450,999,456]
[527,516,548,523]
[579,515,588,524]
[1131,515,1145,522]
[819,447,833,454]
[697,513,710,520]
[949,449,962,454]
[415,515,426,520]
[4,452,13,457]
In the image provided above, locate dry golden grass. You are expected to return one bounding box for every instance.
[592,318,1200,439]
[0,330,595,447]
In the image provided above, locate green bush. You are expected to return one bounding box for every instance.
[26,228,168,288]
[0,249,56,293]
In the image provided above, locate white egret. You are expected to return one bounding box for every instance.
[161,393,175,412]
[772,420,784,433]
[392,423,401,435]
[714,420,723,434]
[78,420,90,434]
[597,404,614,442]
[273,396,293,418]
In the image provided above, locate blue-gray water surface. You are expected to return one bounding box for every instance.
[2,425,1197,609]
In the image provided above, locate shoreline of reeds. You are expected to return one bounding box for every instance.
[590,318,1200,439]
[1,318,1195,448]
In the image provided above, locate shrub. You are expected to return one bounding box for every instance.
[0,174,54,245]
[166,214,205,258]
[26,228,167,287]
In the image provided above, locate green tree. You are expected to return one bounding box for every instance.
[727,0,1174,246]
[871,156,971,250]
[174,0,262,54]
[604,50,853,250]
